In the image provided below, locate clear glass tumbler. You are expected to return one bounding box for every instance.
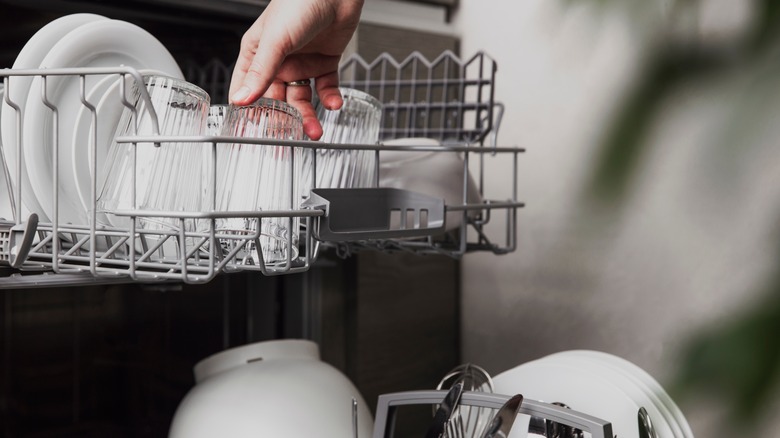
[97,74,210,231]
[302,88,382,194]
[216,99,304,265]
[206,104,228,135]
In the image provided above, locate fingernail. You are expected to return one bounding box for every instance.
[231,86,250,103]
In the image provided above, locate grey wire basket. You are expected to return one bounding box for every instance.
[0,51,524,285]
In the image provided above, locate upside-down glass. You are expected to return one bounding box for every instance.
[302,88,382,193]
[97,74,210,231]
[206,104,227,135]
[216,99,304,265]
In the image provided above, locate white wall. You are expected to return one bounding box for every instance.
[453,0,780,435]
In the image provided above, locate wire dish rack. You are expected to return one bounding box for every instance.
[0,52,524,285]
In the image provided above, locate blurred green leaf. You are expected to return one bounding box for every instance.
[671,263,780,427]
[583,0,780,206]
[751,0,780,51]
[586,45,732,204]
[572,0,780,428]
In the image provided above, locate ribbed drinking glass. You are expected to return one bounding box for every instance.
[302,87,382,194]
[216,99,304,265]
[97,74,210,231]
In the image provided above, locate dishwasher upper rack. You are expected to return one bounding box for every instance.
[0,64,522,285]
[338,51,497,144]
[184,51,518,259]
[186,51,499,146]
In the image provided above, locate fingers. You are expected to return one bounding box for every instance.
[229,4,298,105]
[229,16,267,102]
[231,41,286,105]
[263,80,287,101]
[229,0,330,105]
[285,69,342,140]
[313,70,342,110]
[285,83,322,140]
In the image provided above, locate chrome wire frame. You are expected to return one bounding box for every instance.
[0,52,524,284]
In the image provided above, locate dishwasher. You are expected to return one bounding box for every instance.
[0,2,621,438]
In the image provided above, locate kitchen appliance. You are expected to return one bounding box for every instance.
[0,2,517,436]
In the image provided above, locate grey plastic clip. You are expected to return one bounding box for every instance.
[302,188,446,241]
[0,213,39,268]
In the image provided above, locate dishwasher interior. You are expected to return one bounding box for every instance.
[0,1,528,437]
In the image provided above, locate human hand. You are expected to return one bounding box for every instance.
[229,0,364,140]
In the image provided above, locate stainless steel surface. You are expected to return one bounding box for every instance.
[480,394,523,438]
[437,363,494,393]
[528,415,548,436]
[638,407,658,438]
[445,411,466,438]
[353,397,359,438]
[426,381,465,438]
[544,403,585,438]
[437,363,494,438]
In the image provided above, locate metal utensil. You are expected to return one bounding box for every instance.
[352,397,359,438]
[426,381,465,438]
[445,409,466,438]
[437,363,494,438]
[481,394,524,438]
[638,407,658,438]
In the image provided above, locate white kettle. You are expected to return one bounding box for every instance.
[169,339,374,438]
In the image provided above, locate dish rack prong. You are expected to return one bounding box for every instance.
[0,213,38,269]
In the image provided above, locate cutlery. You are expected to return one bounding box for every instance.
[481,394,524,438]
[638,407,658,438]
[425,381,465,438]
[352,397,358,438]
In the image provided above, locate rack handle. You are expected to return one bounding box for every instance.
[372,390,613,438]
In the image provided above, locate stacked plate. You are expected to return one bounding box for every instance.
[0,14,183,225]
[492,350,693,438]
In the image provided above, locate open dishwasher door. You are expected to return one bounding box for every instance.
[0,2,475,437]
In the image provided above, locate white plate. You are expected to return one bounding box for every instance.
[1,13,107,221]
[493,358,641,438]
[23,19,182,225]
[567,350,694,437]
[542,352,678,437]
[557,351,687,437]
[70,69,173,218]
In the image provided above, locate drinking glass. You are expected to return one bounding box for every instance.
[216,99,304,265]
[206,104,227,135]
[97,74,210,231]
[302,88,382,194]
